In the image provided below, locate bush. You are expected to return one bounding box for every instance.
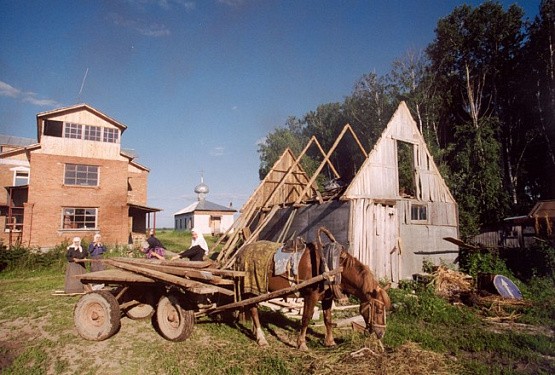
[0,244,67,273]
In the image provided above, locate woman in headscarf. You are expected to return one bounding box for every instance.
[64,237,87,293]
[171,228,209,261]
[88,233,106,272]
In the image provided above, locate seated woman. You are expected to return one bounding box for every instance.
[143,229,166,260]
[171,228,208,261]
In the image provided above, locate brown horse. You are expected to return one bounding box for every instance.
[235,227,391,350]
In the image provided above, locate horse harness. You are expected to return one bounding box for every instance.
[359,290,387,331]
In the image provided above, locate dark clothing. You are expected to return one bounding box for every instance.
[88,243,106,257]
[88,243,106,272]
[65,245,87,293]
[147,235,164,250]
[178,245,205,261]
[66,246,87,265]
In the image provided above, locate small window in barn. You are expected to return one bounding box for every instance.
[64,164,99,186]
[411,204,427,222]
[44,120,63,137]
[64,123,82,139]
[84,125,102,141]
[103,128,119,143]
[397,141,416,197]
[62,208,97,229]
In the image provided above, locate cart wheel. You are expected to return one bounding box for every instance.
[74,291,121,341]
[154,294,195,341]
[126,304,154,320]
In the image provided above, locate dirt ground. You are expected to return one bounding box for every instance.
[0,295,465,375]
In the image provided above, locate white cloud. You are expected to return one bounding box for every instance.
[108,13,170,37]
[218,0,246,7]
[0,80,61,107]
[0,81,21,98]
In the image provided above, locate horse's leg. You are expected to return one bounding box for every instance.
[250,305,269,347]
[321,296,336,347]
[297,292,318,351]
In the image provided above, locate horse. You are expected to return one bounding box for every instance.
[235,227,391,350]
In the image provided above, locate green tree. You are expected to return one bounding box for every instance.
[257,116,306,179]
[426,1,527,232]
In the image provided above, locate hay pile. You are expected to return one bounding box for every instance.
[305,340,462,374]
[429,266,473,298]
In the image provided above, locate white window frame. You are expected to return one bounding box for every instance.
[64,123,82,139]
[10,166,30,186]
[62,207,98,230]
[84,125,102,141]
[103,128,119,143]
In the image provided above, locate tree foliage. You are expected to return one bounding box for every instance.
[257,0,553,236]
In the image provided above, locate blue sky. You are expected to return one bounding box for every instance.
[0,0,539,228]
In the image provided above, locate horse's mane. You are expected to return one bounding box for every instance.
[340,250,379,294]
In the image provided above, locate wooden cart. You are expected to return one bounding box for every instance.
[73,257,340,342]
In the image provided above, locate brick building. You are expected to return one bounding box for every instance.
[0,104,160,249]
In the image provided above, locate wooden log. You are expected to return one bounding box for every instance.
[105,259,234,296]
[201,267,342,316]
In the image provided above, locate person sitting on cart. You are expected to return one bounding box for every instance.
[88,233,107,272]
[143,229,166,260]
[171,228,208,261]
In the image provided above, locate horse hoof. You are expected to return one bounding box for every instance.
[257,339,269,347]
[324,340,337,347]
[298,343,309,351]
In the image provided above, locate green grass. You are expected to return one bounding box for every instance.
[0,232,554,374]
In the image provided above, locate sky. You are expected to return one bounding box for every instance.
[0,0,540,228]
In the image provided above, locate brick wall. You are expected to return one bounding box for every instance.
[21,153,134,248]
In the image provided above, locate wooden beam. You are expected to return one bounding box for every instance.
[105,259,234,296]
[201,267,342,316]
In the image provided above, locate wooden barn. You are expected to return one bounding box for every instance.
[216,102,459,283]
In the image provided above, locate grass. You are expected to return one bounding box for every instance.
[0,232,554,374]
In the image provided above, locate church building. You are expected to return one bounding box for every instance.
[173,178,236,235]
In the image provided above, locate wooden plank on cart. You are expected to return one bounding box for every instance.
[201,267,342,316]
[75,269,156,284]
[105,259,235,296]
[110,258,234,286]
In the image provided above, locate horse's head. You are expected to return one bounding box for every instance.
[359,285,391,339]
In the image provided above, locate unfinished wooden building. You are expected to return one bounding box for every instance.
[217,102,459,283]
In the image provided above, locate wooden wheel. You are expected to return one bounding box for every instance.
[154,293,195,341]
[74,291,121,341]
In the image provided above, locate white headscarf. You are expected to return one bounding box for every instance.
[190,228,209,254]
[69,237,83,252]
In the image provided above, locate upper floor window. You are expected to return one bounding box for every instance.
[64,164,99,186]
[10,167,30,186]
[64,123,82,139]
[62,207,97,229]
[43,120,120,144]
[84,125,102,141]
[14,170,30,186]
[103,128,119,143]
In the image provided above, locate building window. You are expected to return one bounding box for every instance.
[11,167,30,186]
[44,120,63,137]
[411,204,427,222]
[103,128,119,143]
[62,208,97,229]
[64,164,99,186]
[64,123,82,139]
[84,125,102,141]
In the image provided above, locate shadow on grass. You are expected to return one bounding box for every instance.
[201,307,342,348]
